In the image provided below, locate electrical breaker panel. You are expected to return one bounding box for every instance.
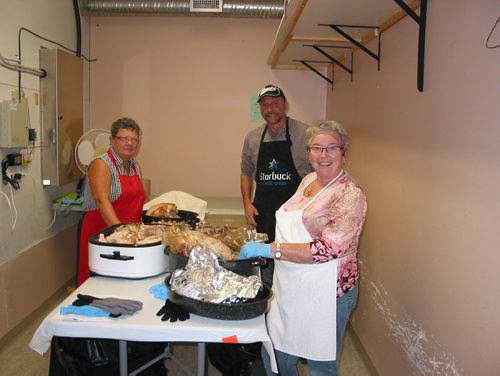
[0,100,29,148]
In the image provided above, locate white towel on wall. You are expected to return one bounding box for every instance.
[143,190,207,220]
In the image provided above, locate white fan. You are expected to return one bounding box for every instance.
[75,129,111,173]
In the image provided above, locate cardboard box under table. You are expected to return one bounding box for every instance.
[29,275,277,376]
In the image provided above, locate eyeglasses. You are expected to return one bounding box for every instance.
[114,136,140,145]
[308,145,344,154]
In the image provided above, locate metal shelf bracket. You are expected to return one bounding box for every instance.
[319,24,381,71]
[304,45,353,83]
[394,0,427,92]
[294,59,334,86]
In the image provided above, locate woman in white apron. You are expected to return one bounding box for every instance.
[239,120,367,376]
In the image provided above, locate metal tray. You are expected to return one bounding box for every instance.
[164,273,272,320]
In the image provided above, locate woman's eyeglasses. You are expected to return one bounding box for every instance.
[308,145,344,154]
[114,136,140,145]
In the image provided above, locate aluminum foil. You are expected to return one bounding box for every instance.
[169,247,262,304]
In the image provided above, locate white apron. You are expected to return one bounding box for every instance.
[266,173,342,361]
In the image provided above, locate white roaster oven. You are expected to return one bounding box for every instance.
[88,225,168,279]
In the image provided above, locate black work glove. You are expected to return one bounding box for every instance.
[156,300,190,322]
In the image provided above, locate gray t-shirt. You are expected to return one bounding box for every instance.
[241,117,313,178]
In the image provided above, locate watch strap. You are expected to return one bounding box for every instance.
[275,243,282,260]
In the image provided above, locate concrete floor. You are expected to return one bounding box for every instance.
[0,291,376,376]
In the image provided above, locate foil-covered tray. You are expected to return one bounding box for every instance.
[165,274,272,320]
[164,247,272,320]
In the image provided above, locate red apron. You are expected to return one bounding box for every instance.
[77,150,146,286]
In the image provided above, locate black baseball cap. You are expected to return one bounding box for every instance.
[257,84,286,103]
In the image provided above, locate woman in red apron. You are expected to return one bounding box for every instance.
[77,118,146,286]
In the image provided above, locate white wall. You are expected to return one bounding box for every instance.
[0,0,90,338]
[0,1,88,264]
[326,0,499,374]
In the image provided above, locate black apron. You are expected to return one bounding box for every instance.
[253,118,302,242]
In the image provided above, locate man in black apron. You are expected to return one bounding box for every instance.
[240,84,312,286]
[208,85,311,375]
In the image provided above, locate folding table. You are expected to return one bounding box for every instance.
[30,274,277,375]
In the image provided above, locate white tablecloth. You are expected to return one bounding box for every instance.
[29,275,277,372]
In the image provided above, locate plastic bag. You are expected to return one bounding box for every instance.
[163,224,234,260]
[49,336,167,375]
[207,342,262,376]
[200,226,267,253]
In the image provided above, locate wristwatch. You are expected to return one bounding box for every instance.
[274,243,282,260]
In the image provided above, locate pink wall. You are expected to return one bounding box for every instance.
[89,16,326,198]
[326,0,499,374]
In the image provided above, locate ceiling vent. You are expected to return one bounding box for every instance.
[190,0,223,13]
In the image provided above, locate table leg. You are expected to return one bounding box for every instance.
[197,342,206,376]
[119,340,128,376]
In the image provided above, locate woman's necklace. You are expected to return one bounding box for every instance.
[304,170,344,198]
[304,181,317,198]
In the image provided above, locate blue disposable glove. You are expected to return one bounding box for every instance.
[60,304,111,318]
[239,241,271,259]
[149,282,168,300]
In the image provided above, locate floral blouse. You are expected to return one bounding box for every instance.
[283,171,367,297]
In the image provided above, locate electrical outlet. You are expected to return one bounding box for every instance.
[22,155,32,166]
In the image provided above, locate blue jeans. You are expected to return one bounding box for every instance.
[262,285,359,376]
